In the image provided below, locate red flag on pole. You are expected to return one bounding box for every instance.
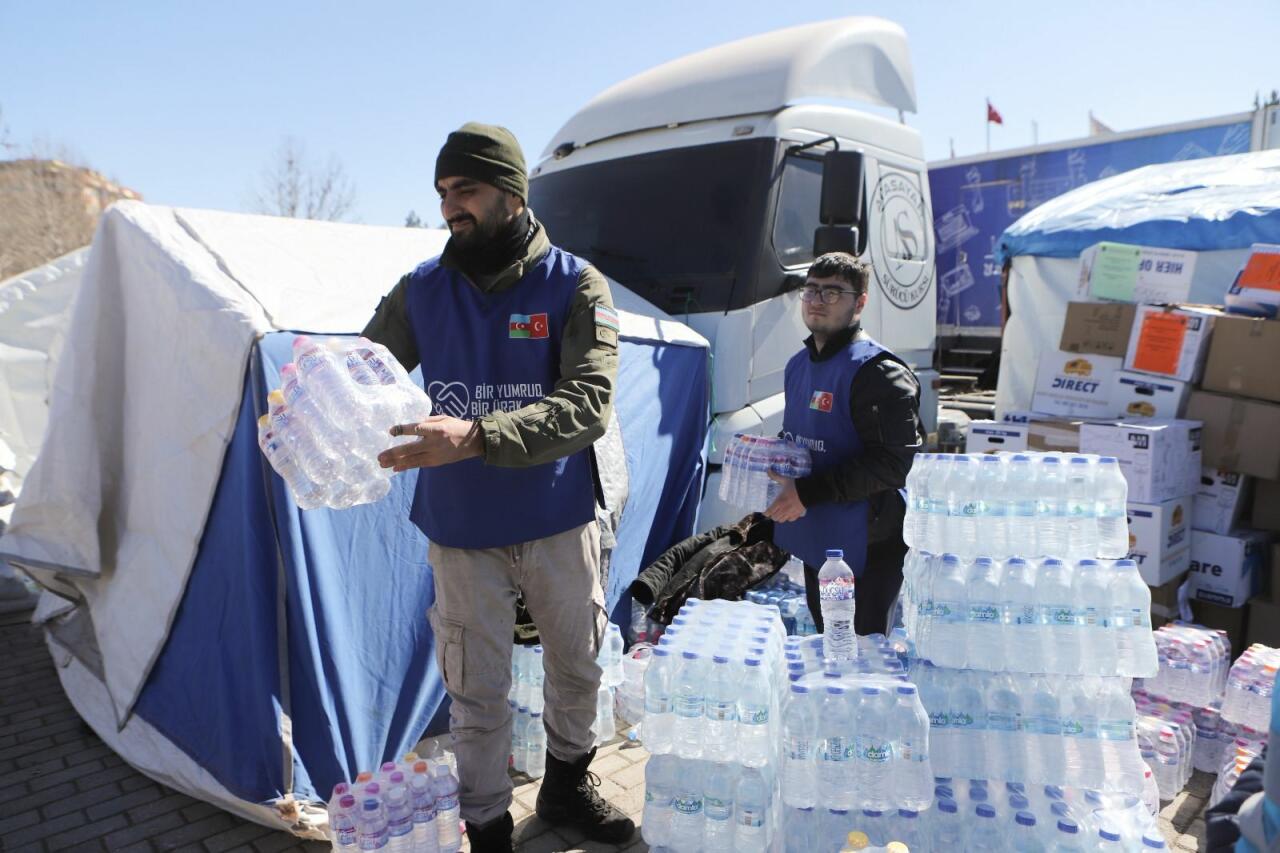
[987,100,1004,125]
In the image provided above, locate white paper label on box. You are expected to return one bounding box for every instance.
[1108,372,1189,420]
[1032,352,1122,418]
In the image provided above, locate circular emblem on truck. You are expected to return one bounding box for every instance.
[869,169,932,309]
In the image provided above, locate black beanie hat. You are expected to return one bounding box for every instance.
[434,122,528,201]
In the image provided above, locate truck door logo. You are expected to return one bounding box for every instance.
[870,168,932,310]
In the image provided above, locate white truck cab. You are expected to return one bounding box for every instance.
[529,18,939,531]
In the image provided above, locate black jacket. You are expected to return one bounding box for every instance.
[630,514,789,625]
[791,324,925,545]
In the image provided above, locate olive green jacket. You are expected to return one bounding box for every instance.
[361,214,619,468]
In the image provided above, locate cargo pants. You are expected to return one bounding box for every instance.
[426,521,608,826]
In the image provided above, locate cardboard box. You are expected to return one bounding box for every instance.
[1254,479,1280,532]
[1191,600,1249,656]
[1032,350,1123,419]
[1226,243,1280,310]
[1185,391,1280,481]
[1194,468,1252,535]
[965,421,1029,455]
[1059,301,1137,357]
[1246,597,1280,648]
[1123,304,1218,383]
[1201,315,1280,404]
[1107,371,1190,420]
[1149,572,1188,621]
[1078,242,1197,304]
[1127,496,1193,586]
[1187,529,1271,608]
[1079,420,1202,503]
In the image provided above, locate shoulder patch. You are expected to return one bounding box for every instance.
[594,304,619,348]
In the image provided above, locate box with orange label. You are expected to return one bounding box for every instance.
[1106,371,1190,420]
[1123,304,1219,383]
[1031,350,1122,418]
[1127,496,1192,587]
[1226,244,1280,309]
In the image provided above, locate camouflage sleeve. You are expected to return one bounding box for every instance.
[360,274,420,373]
[477,265,619,468]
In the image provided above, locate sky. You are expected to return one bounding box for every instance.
[3,1,1277,227]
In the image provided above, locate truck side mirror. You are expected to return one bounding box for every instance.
[814,150,866,257]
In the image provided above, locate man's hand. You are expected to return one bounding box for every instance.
[764,471,807,523]
[378,415,483,471]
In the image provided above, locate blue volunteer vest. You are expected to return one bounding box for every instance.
[773,334,890,574]
[403,246,596,549]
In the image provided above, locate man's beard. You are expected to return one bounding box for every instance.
[448,202,509,251]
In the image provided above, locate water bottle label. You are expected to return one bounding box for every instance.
[436,794,458,811]
[1130,607,1150,629]
[935,601,965,624]
[1081,606,1104,627]
[948,711,982,731]
[1042,604,1074,625]
[736,807,765,829]
[823,736,853,761]
[898,737,928,762]
[929,710,949,729]
[413,807,436,823]
[1014,605,1037,626]
[855,734,891,764]
[1111,608,1130,629]
[819,578,855,601]
[1067,502,1090,517]
[1013,501,1036,517]
[786,736,813,760]
[1026,714,1061,736]
[672,794,703,816]
[1099,720,1133,741]
[1061,718,1088,738]
[296,351,323,374]
[706,700,737,722]
[961,500,983,517]
[704,796,733,820]
[740,704,769,725]
[916,600,934,618]
[674,695,703,719]
[986,712,1018,733]
[967,603,1000,624]
[336,826,357,845]
[645,694,673,714]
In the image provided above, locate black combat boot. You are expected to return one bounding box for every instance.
[465,811,514,853]
[534,747,636,843]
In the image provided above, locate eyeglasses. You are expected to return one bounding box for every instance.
[799,285,859,304]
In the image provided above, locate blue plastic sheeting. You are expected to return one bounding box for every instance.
[996,149,1280,265]
[133,328,707,805]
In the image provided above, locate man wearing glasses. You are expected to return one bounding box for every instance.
[764,252,925,636]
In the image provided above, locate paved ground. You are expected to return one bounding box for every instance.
[0,600,1211,852]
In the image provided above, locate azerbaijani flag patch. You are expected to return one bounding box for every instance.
[810,391,834,412]
[509,313,549,339]
[594,304,620,332]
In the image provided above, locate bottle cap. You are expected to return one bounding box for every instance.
[1011,454,1030,461]
[362,797,380,812]
[896,685,917,695]
[886,844,908,853]
[267,389,285,405]
[389,771,405,784]
[861,809,883,817]
[355,771,372,783]
[898,809,918,819]
[826,685,846,695]
[413,761,429,774]
[339,794,356,809]
[981,454,1000,463]
[860,686,879,696]
[402,752,419,763]
[937,798,958,814]
[1058,819,1079,834]
[791,683,809,694]
[745,658,762,667]
[1070,456,1090,464]
[332,782,350,797]
[976,804,996,818]
[1010,794,1029,810]
[281,363,297,378]
[843,831,869,850]
[713,655,729,664]
[364,782,380,796]
[1016,811,1036,827]
[1100,456,1118,463]
[1143,835,1167,849]
[1099,827,1121,842]
[826,549,844,559]
[1042,455,1060,464]
[681,651,697,660]
[652,647,669,657]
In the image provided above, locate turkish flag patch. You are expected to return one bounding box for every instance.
[809,391,834,412]
[509,312,550,339]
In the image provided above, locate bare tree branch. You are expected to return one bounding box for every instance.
[251,136,356,222]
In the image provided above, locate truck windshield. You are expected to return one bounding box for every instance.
[529,139,775,314]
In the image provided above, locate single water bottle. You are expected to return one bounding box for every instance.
[967,803,1002,849]
[818,550,856,661]
[408,768,438,853]
[819,685,856,809]
[966,556,1005,672]
[783,683,818,807]
[1095,457,1129,558]
[734,765,770,853]
[977,455,1010,557]
[852,686,892,811]
[1073,559,1112,675]
[1038,558,1078,674]
[929,554,969,669]
[891,685,933,810]
[383,780,415,853]
[737,658,773,767]
[430,764,461,853]
[945,455,979,556]
[669,758,705,846]
[642,754,676,847]
[903,454,927,549]
[1026,675,1066,783]
[1006,454,1039,556]
[672,651,707,757]
[949,671,986,780]
[257,415,327,509]
[356,798,389,851]
[924,454,953,552]
[704,655,739,761]
[1109,559,1157,677]
[1050,818,1087,852]
[1064,457,1098,560]
[931,798,963,849]
[703,761,737,852]
[1003,557,1041,671]
[985,673,1024,781]
[1036,456,1067,557]
[1012,810,1047,852]
[330,792,359,852]
[642,647,675,754]
[526,711,546,779]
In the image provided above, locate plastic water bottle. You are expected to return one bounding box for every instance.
[852,687,892,811]
[819,685,855,809]
[782,683,818,807]
[1038,559,1077,674]
[1061,679,1101,790]
[703,761,737,852]
[1007,454,1039,557]
[670,758,705,845]
[818,550,856,661]
[738,658,773,767]
[330,792,359,851]
[1064,457,1098,560]
[257,415,327,510]
[673,651,707,758]
[526,711,546,778]
[1026,675,1066,783]
[949,670,985,780]
[1049,818,1087,852]
[928,554,968,669]
[1110,560,1157,677]
[511,706,528,772]
[1095,457,1129,559]
[356,797,389,851]
[642,754,676,847]
[931,798,963,849]
[924,455,952,553]
[977,456,1010,557]
[892,809,925,849]
[735,765,770,852]
[986,673,1024,781]
[1036,456,1067,557]
[891,685,933,810]
[1003,557,1042,671]
[383,779,414,853]
[642,647,675,754]
[1012,810,1047,852]
[704,655,739,761]
[1073,559,1111,675]
[904,454,928,549]
[967,803,1002,849]
[408,766,438,853]
[430,765,461,853]
[966,556,1005,671]
[945,455,980,556]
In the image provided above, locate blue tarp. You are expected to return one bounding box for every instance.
[996,149,1280,264]
[133,329,707,805]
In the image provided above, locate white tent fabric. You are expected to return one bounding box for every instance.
[2,200,705,728]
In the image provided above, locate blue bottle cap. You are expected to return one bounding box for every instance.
[1016,811,1036,827]
[681,651,698,660]
[898,809,918,819]
[861,686,879,696]
[790,683,809,694]
[1070,456,1090,464]
[826,685,846,695]
[976,804,996,819]
[896,685,917,695]
[937,799,958,814]
[1099,827,1121,842]
[1011,454,1031,462]
[827,807,848,816]
[981,455,1001,463]
[1100,456,1118,464]
[1142,835,1167,849]
[1009,794,1029,810]
[745,658,762,667]
[652,648,669,657]
[1058,819,1079,834]
[826,549,844,559]
[862,809,883,818]
[712,655,729,664]
[1042,456,1060,464]
[1051,801,1070,817]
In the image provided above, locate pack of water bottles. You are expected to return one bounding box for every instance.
[717,435,812,512]
[258,335,433,510]
[782,779,1164,852]
[1220,643,1280,730]
[325,751,462,852]
[1131,700,1201,802]
[1210,726,1270,809]
[1135,623,1231,707]
[903,551,1159,678]
[746,571,818,636]
[904,452,1130,559]
[641,598,788,851]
